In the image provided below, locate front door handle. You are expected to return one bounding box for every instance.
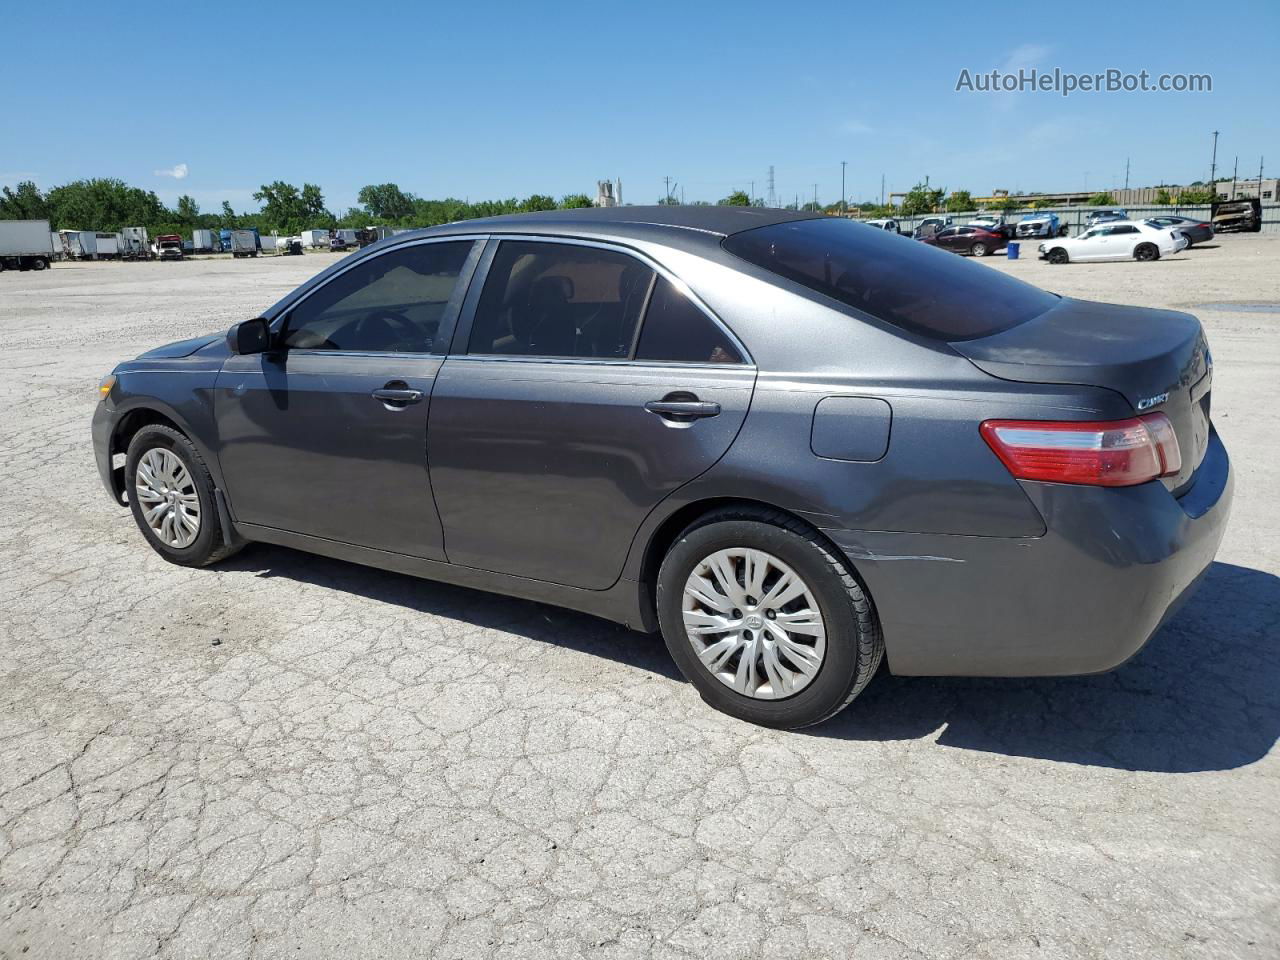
[372,387,424,405]
[645,397,721,421]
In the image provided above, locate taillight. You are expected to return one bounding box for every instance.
[980,413,1182,487]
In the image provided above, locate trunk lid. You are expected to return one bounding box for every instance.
[951,297,1212,493]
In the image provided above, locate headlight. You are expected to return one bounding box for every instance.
[98,374,116,400]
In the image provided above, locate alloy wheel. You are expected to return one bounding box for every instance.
[681,547,827,700]
[134,448,200,548]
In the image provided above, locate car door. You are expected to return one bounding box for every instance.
[214,238,481,560]
[1108,224,1141,258]
[934,226,958,249]
[1078,227,1111,260]
[427,237,756,590]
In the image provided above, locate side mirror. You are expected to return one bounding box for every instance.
[227,317,272,355]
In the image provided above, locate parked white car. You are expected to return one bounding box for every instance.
[864,218,902,234]
[1038,221,1187,264]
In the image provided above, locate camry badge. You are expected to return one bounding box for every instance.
[1136,392,1170,411]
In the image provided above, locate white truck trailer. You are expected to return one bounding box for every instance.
[95,232,121,259]
[300,229,328,249]
[121,227,150,260]
[0,219,55,271]
[229,229,258,258]
[191,229,216,252]
[57,230,98,260]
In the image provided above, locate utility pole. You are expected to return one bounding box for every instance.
[663,176,675,204]
[1231,156,1238,200]
[813,183,819,208]
[749,180,754,204]
[1259,157,1266,199]
[841,161,847,214]
[767,166,775,208]
[1124,157,1130,191]
[880,174,885,207]
[1209,130,1219,185]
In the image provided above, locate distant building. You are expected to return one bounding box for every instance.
[596,179,621,207]
[1209,177,1276,202]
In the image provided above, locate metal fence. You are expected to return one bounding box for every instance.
[888,204,1280,236]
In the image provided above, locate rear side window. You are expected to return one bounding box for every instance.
[723,217,1057,340]
[635,277,743,364]
[469,241,653,358]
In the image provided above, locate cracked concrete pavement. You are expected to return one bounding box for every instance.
[1,240,1277,959]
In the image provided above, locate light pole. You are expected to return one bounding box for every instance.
[841,161,847,215]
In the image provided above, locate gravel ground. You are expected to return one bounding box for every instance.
[1,237,1277,959]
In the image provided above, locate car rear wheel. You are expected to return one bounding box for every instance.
[125,424,242,568]
[656,507,883,728]
[970,242,988,257]
[1048,248,1069,264]
[1134,243,1159,262]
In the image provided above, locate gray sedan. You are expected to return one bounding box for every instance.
[1144,215,1216,247]
[92,207,1232,728]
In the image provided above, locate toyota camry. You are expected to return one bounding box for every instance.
[92,207,1232,728]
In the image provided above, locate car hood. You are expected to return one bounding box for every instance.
[136,333,222,359]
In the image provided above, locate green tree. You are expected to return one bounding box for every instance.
[899,182,945,216]
[0,181,49,220]
[1154,189,1174,205]
[1031,197,1057,209]
[991,195,1021,212]
[220,201,238,227]
[1178,187,1215,204]
[559,193,594,209]
[1088,192,1116,206]
[357,183,416,220]
[253,181,332,232]
[719,190,751,206]
[944,190,973,212]
[44,178,167,231]
[519,194,558,213]
[175,195,199,224]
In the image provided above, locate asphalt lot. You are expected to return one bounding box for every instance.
[1,236,1277,959]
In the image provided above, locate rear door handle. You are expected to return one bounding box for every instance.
[372,387,424,405]
[645,399,721,420]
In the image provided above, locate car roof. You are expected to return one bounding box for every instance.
[404,205,824,246]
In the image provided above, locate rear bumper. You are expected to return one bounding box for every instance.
[823,427,1233,676]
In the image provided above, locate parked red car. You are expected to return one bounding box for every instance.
[920,225,1006,257]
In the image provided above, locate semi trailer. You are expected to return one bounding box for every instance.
[0,219,55,272]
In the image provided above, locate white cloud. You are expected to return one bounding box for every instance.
[154,163,189,180]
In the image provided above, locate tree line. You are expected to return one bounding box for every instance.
[0,178,601,237]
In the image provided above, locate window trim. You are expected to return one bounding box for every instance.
[448,235,753,367]
[271,235,486,358]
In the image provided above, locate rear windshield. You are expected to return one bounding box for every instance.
[723,217,1057,340]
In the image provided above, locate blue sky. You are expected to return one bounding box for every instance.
[4,1,1277,213]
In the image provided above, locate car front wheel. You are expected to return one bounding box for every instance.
[125,424,242,567]
[656,508,883,728]
[1048,248,1069,264]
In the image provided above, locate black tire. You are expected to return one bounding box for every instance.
[124,424,242,567]
[31,257,48,271]
[970,242,988,257]
[1135,243,1159,262]
[1048,248,1069,264]
[656,507,883,729]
